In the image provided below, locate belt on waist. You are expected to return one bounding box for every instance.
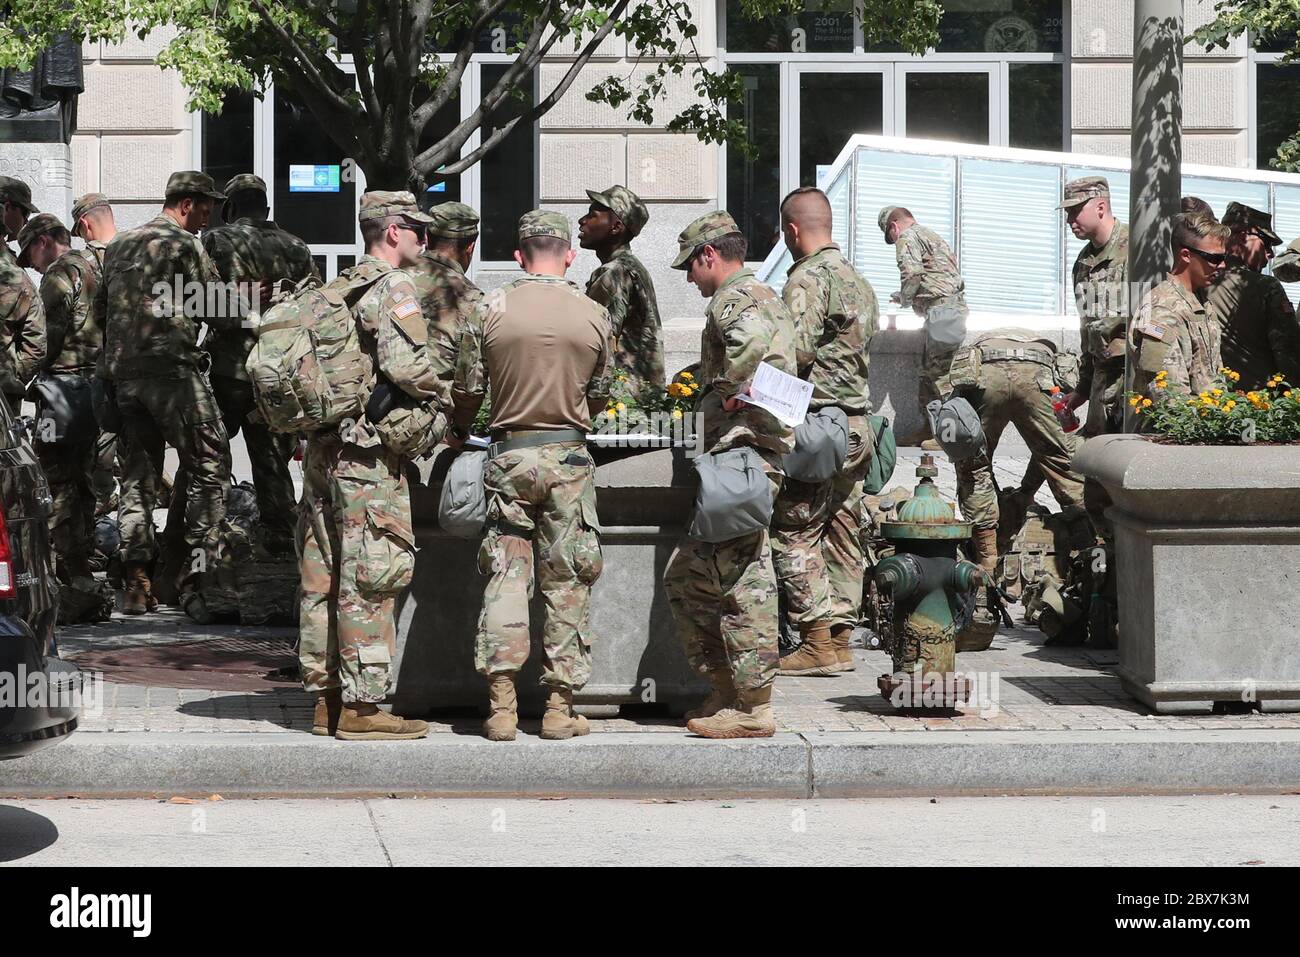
[979,347,1054,365]
[488,427,587,458]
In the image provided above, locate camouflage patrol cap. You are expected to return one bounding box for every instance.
[165,170,226,201]
[223,173,268,197]
[0,176,37,215]
[586,185,649,238]
[877,206,903,244]
[1221,201,1282,247]
[426,201,480,240]
[357,190,435,225]
[1271,237,1300,283]
[15,212,66,268]
[1058,175,1110,210]
[518,209,571,244]
[671,210,741,269]
[70,192,110,227]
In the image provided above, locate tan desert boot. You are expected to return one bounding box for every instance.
[830,625,856,672]
[483,674,518,741]
[778,622,839,676]
[684,668,736,721]
[540,687,590,740]
[687,684,776,739]
[335,702,429,741]
[311,688,342,737]
[121,561,155,616]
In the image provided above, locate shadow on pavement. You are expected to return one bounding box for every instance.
[0,805,60,862]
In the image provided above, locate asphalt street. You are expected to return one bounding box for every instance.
[2,795,1297,866]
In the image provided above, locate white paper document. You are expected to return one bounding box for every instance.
[735,360,813,427]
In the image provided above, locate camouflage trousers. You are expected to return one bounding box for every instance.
[664,453,783,691]
[298,436,415,703]
[116,370,232,570]
[954,360,1085,531]
[772,413,872,631]
[35,437,96,569]
[92,430,119,512]
[211,374,297,544]
[475,442,603,690]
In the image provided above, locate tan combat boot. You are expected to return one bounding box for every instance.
[957,526,1002,653]
[830,625,856,672]
[335,702,429,741]
[540,687,590,740]
[971,526,1000,575]
[483,674,518,742]
[778,622,839,676]
[684,668,736,721]
[687,684,776,739]
[311,688,342,737]
[121,561,156,616]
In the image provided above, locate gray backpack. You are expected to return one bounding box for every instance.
[783,406,849,483]
[438,449,488,538]
[925,395,986,461]
[688,447,775,543]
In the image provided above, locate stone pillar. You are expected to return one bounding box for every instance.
[1125,0,1183,431]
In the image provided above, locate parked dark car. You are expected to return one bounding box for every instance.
[0,399,79,758]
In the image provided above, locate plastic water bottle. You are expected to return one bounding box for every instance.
[1050,387,1080,433]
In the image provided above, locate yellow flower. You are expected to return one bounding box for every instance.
[680,372,694,382]
[1229,371,1241,382]
[617,374,628,383]
[1286,390,1294,399]
[1141,398,1152,408]
[1212,388,1223,397]
[1129,396,1141,408]
[616,402,627,414]
[1224,400,1236,411]
[667,382,687,398]
[671,408,683,420]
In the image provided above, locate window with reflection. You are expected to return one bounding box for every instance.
[272,90,357,245]
[726,0,854,53]
[201,91,255,227]
[479,65,537,261]
[1256,64,1300,170]
[416,85,463,211]
[1009,63,1064,151]
[726,64,781,261]
[936,0,1063,53]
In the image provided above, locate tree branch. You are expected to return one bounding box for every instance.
[249,0,356,119]
[411,0,514,131]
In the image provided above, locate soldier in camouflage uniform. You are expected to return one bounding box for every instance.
[578,185,666,403]
[1207,202,1300,391]
[662,211,796,739]
[299,191,442,741]
[99,171,236,617]
[767,188,877,678]
[0,176,45,415]
[71,193,121,516]
[197,174,319,556]
[944,330,1087,601]
[1130,213,1231,406]
[408,201,484,388]
[16,213,113,621]
[449,210,611,742]
[878,206,967,449]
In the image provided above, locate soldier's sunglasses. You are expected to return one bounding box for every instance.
[1185,245,1228,266]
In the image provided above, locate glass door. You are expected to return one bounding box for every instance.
[895,63,1000,146]
[788,64,892,191]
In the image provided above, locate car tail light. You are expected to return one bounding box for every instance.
[0,499,15,599]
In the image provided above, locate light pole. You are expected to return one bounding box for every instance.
[1125,0,1184,432]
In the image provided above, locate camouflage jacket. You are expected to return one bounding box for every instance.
[585,246,666,401]
[339,255,444,451]
[407,250,483,387]
[0,241,45,396]
[783,242,877,413]
[100,214,232,380]
[1072,221,1130,397]
[1131,279,1222,400]
[699,268,797,457]
[201,218,319,381]
[1206,262,1300,391]
[894,223,965,316]
[39,248,103,375]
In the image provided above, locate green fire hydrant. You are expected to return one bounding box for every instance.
[874,455,986,709]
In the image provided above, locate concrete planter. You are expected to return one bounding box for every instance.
[392,445,707,717]
[1074,434,1300,714]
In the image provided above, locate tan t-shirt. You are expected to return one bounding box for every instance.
[453,273,612,433]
